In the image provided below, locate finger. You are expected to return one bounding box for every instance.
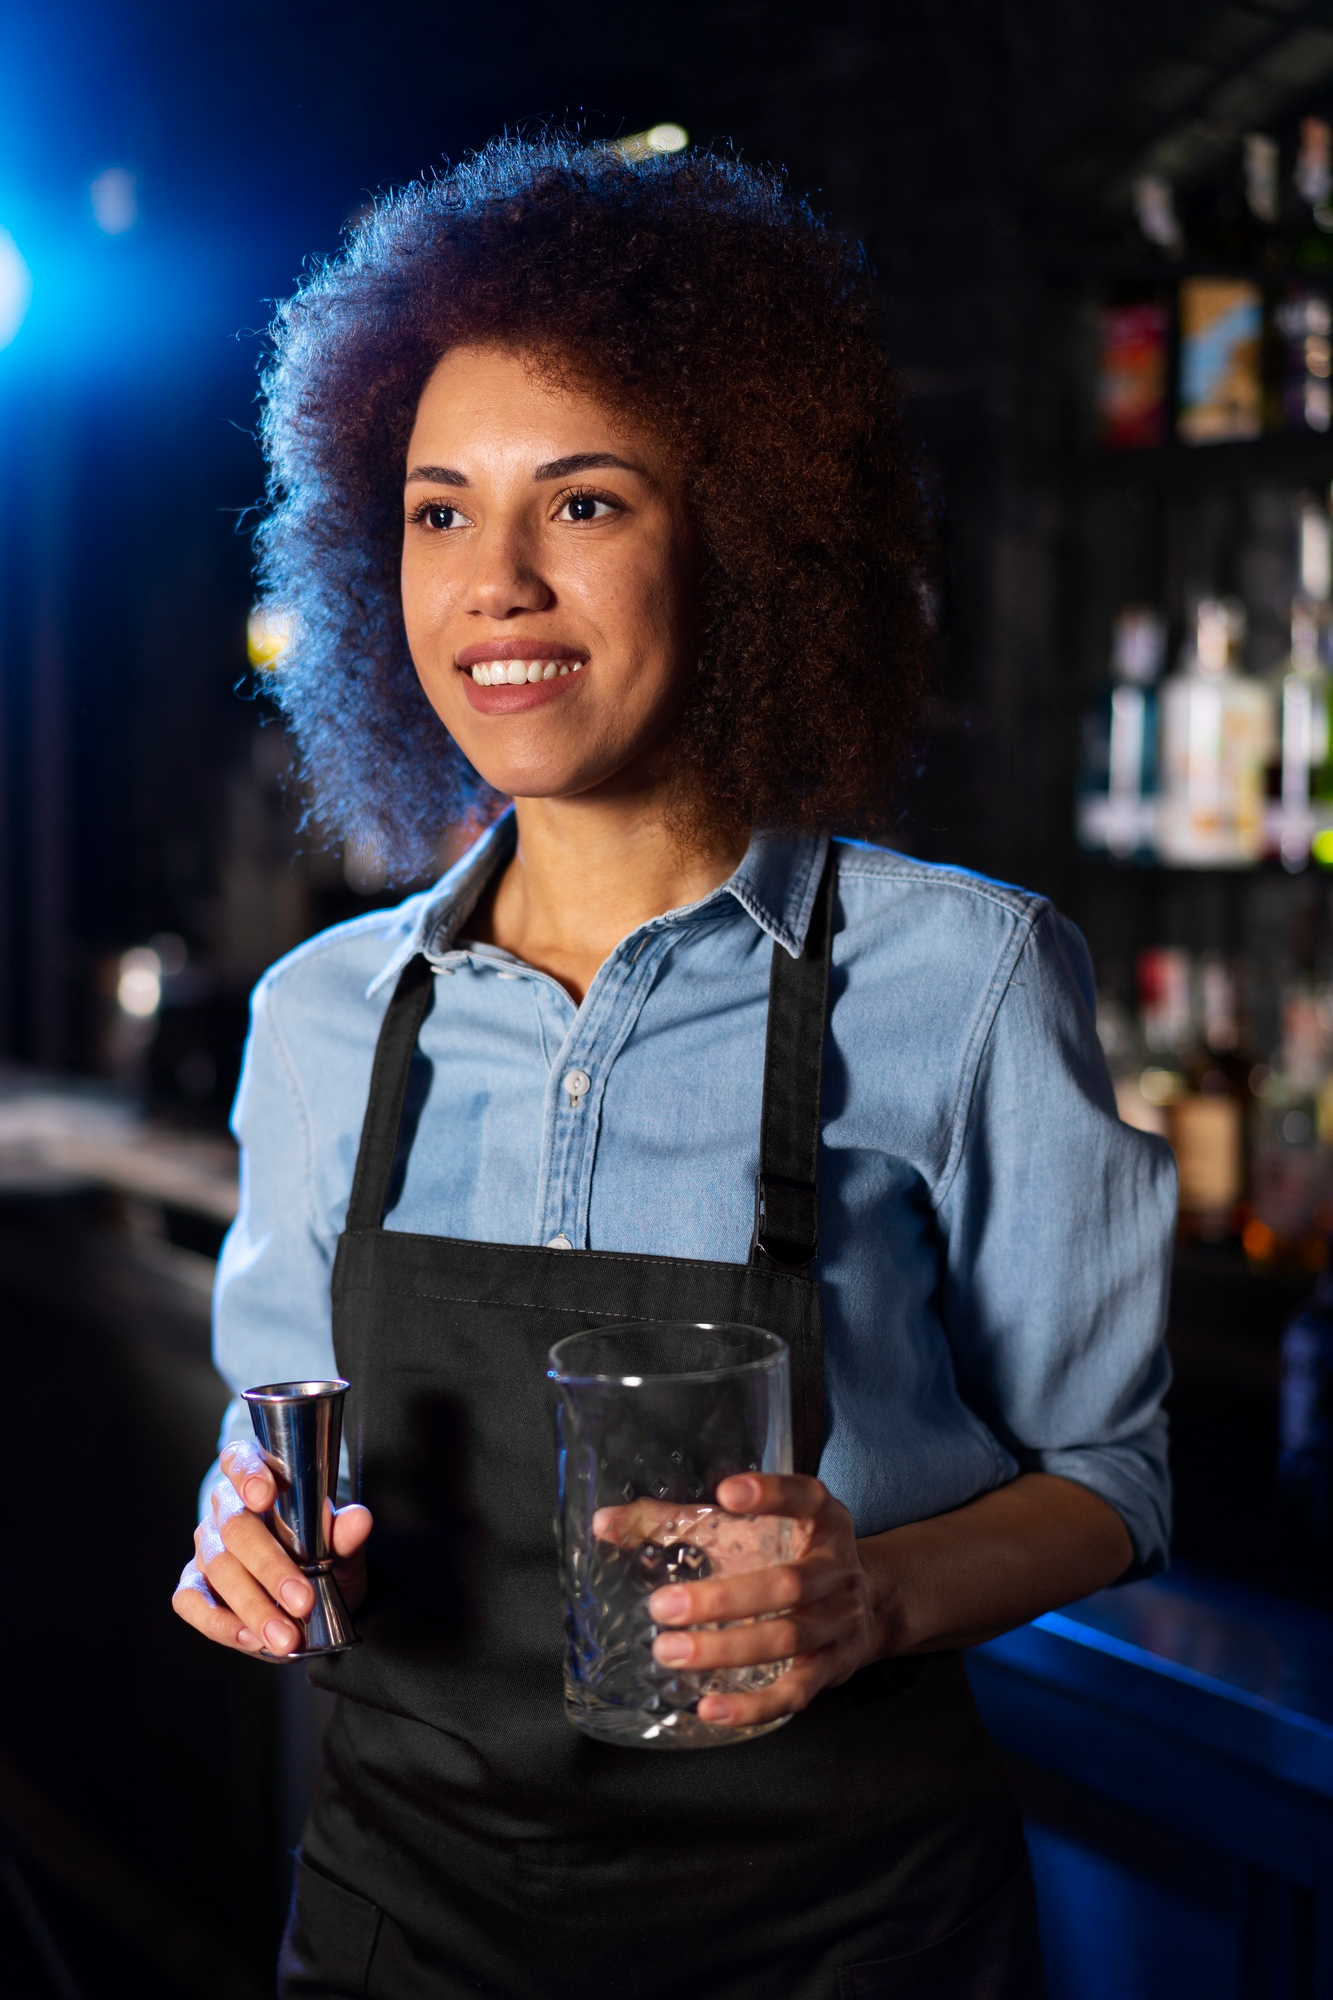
[590,1499,685,1545]
[654,1614,805,1672]
[716,1473,830,1519]
[648,1549,845,1628]
[652,1591,854,1672]
[694,1652,833,1729]
[198,1544,303,1655]
[330,1503,373,1558]
[172,1560,266,1654]
[214,1499,314,1620]
[219,1439,277,1513]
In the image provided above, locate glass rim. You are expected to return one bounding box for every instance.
[242,1379,349,1403]
[546,1320,787,1387]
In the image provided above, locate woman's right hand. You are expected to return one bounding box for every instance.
[172,1439,373,1657]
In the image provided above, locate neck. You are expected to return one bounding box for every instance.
[473,791,747,1003]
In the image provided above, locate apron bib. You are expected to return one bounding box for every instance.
[280,855,1044,2000]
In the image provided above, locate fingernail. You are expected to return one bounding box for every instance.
[279,1580,310,1614]
[650,1588,688,1621]
[654,1634,692,1665]
[244,1477,270,1507]
[701,1699,734,1724]
[264,1619,294,1653]
[236,1627,262,1650]
[730,1478,760,1508]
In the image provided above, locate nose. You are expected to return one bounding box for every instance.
[462,517,553,619]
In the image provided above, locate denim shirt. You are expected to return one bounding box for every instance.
[211,816,1175,1569]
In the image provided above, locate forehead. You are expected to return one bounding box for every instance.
[408,344,631,456]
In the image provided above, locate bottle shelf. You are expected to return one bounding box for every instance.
[1078,796,1333,870]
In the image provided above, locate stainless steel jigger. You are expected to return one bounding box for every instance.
[241,1379,360,1659]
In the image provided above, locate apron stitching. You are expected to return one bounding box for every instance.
[337,1236,811,1282]
[334,1282,810,1323]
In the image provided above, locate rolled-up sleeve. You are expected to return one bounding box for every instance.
[937,905,1177,1576]
[203,972,339,1514]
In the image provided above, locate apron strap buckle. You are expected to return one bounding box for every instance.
[751,1170,818,1272]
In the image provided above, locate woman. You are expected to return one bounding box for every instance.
[175,141,1174,1999]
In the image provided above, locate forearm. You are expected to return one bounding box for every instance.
[860,1471,1135,1659]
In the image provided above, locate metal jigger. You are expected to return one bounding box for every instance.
[241,1379,360,1659]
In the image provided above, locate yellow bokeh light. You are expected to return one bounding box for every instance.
[1313,828,1333,867]
[610,124,689,162]
[247,605,296,669]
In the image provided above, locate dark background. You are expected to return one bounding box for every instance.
[4,4,1333,1996]
[0,0,1243,1086]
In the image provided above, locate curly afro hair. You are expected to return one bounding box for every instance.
[257,137,932,878]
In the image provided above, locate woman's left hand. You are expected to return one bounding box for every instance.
[645,1473,879,1728]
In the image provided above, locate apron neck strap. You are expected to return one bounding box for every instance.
[749,845,838,1276]
[345,952,436,1232]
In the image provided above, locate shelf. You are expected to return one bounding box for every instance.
[1064,433,1333,491]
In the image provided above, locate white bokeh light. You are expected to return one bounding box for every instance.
[0,228,32,349]
[90,167,139,235]
[117,947,162,1018]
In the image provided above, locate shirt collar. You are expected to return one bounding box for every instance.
[366,811,829,997]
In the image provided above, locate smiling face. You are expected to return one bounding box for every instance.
[400,345,699,806]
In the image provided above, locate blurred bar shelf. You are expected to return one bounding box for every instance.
[0,1065,238,1222]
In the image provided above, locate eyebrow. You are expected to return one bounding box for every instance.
[404,451,649,487]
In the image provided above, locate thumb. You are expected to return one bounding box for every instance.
[330,1502,373,1559]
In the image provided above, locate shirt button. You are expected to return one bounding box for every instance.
[562,1068,591,1105]
[546,1233,573,1250]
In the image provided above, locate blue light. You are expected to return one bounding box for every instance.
[0,226,32,348]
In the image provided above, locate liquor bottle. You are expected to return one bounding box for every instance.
[1181,953,1249,1239]
[1209,132,1282,268]
[1291,117,1333,275]
[1135,947,1247,1238]
[1278,1264,1333,1532]
[1076,605,1166,857]
[1274,286,1332,433]
[1131,946,1192,1131]
[1269,599,1330,868]
[1095,299,1169,449]
[1244,133,1281,245]
[1177,276,1265,442]
[1270,498,1333,867]
[1158,599,1275,865]
[1097,983,1168,1139]
[1133,174,1183,258]
[1249,985,1333,1266]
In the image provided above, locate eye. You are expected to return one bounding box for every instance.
[556,490,618,523]
[412,500,468,531]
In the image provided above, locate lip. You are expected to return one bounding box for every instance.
[460,672,582,716]
[456,638,588,668]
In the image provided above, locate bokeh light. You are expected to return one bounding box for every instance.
[247,605,296,669]
[89,167,138,235]
[0,226,33,348]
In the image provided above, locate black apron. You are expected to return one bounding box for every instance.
[280,855,1045,2000]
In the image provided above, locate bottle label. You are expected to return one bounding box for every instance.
[1172,1095,1242,1213]
[1096,303,1168,449]
[1178,279,1264,444]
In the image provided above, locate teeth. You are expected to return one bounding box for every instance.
[466,659,582,685]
